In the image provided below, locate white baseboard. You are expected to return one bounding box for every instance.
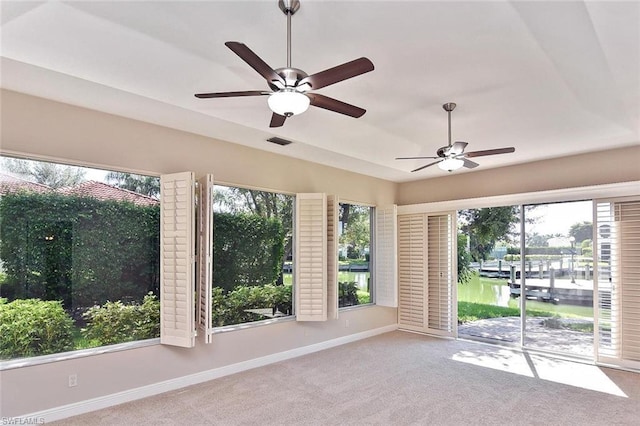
[22,324,397,423]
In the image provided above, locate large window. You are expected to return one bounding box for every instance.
[0,156,160,360]
[211,185,294,327]
[338,202,373,308]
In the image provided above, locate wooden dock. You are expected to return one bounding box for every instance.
[508,278,594,306]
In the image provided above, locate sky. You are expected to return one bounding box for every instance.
[525,200,593,236]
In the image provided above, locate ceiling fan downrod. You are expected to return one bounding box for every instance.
[279,0,300,68]
[443,102,456,149]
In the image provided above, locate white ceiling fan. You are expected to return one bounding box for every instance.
[397,103,515,172]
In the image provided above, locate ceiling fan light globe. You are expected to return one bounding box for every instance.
[438,157,464,172]
[268,90,310,116]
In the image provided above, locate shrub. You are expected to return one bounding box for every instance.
[339,281,359,307]
[0,298,74,359]
[211,284,292,327]
[357,290,371,305]
[82,293,160,346]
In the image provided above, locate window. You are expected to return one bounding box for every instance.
[337,202,373,308]
[211,185,294,327]
[0,156,160,360]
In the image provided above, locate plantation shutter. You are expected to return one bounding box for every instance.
[295,193,328,321]
[197,174,214,344]
[160,172,196,348]
[397,214,427,331]
[426,213,456,337]
[596,198,640,368]
[375,205,398,307]
[327,195,339,319]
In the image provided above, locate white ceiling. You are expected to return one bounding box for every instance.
[1,1,638,182]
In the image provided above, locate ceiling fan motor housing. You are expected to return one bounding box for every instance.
[269,68,310,91]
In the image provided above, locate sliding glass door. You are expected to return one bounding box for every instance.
[521,201,594,358]
[457,201,595,359]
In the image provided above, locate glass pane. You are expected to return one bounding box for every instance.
[338,203,372,307]
[211,185,293,326]
[522,201,594,358]
[457,206,522,344]
[0,156,160,360]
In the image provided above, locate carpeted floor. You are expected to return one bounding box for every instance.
[53,331,640,425]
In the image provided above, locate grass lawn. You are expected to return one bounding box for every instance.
[458,301,554,323]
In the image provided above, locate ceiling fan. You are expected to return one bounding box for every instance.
[396,103,515,172]
[195,0,374,128]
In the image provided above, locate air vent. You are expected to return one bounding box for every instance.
[267,137,293,146]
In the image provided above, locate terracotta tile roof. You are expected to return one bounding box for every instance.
[0,174,158,206]
[0,173,52,195]
[57,181,159,206]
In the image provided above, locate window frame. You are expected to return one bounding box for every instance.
[209,182,297,331]
[0,153,163,368]
[336,200,376,310]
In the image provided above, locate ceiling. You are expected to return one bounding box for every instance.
[1,1,638,182]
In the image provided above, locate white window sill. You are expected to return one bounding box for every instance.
[0,338,160,371]
[211,315,296,335]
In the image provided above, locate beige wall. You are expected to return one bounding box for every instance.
[0,90,397,417]
[0,90,396,205]
[397,146,640,205]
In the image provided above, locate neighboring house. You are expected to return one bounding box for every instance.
[56,180,158,206]
[547,237,571,248]
[0,173,158,206]
[0,173,52,195]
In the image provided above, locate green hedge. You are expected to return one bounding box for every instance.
[213,213,285,292]
[82,293,160,346]
[0,298,74,359]
[0,192,159,308]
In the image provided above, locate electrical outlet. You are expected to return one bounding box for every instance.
[345,319,350,328]
[68,374,78,387]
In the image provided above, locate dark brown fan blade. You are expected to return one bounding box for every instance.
[225,41,284,85]
[304,57,374,90]
[465,147,515,158]
[307,93,366,118]
[462,158,479,169]
[396,156,439,160]
[411,160,442,173]
[450,141,468,155]
[269,113,287,128]
[195,90,270,99]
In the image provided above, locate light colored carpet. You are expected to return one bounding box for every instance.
[54,331,640,425]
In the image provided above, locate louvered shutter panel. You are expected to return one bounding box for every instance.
[596,199,640,367]
[295,193,328,321]
[375,205,398,307]
[426,213,456,337]
[327,195,339,319]
[197,175,214,344]
[398,214,426,331]
[160,172,196,348]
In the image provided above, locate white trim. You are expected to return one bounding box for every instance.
[21,325,398,423]
[398,181,640,214]
[0,339,160,371]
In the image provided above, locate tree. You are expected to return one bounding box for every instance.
[459,207,520,262]
[457,233,472,284]
[341,212,370,259]
[2,157,85,188]
[526,232,552,247]
[569,221,593,244]
[105,172,160,198]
